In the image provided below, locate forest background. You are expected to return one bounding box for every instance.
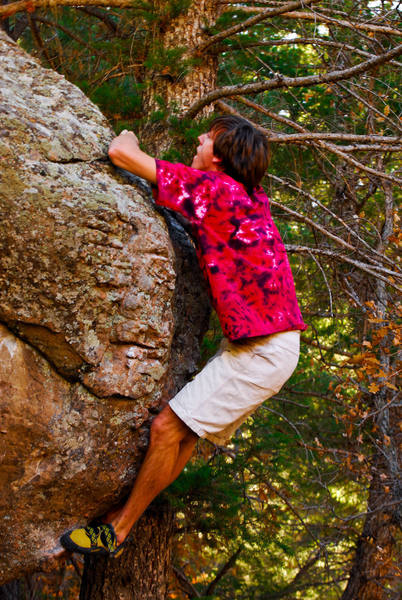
[0,0,401,598]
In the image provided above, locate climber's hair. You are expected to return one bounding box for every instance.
[209,115,270,195]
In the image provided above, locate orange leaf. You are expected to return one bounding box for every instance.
[373,369,387,378]
[26,1,36,13]
[385,382,397,391]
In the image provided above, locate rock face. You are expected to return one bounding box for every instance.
[0,31,209,584]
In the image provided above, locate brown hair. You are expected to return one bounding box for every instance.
[210,115,270,194]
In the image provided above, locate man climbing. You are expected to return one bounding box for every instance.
[61,115,307,557]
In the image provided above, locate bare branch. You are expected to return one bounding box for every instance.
[285,245,402,291]
[173,566,201,599]
[197,0,323,52]
[231,7,402,37]
[264,133,400,146]
[315,142,401,185]
[308,251,334,316]
[69,556,82,580]
[27,13,56,69]
[320,144,402,153]
[218,97,402,184]
[186,44,402,119]
[267,173,398,270]
[268,197,386,271]
[336,82,402,133]
[220,36,402,68]
[205,546,243,596]
[216,100,401,267]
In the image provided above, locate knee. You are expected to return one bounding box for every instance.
[150,407,188,447]
[150,410,170,440]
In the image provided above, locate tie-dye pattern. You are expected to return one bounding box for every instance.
[155,160,307,341]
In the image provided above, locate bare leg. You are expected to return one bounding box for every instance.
[169,433,198,483]
[109,406,197,544]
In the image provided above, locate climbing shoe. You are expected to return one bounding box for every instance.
[60,523,125,557]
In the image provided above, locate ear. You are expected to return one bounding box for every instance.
[212,155,222,165]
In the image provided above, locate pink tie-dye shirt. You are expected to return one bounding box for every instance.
[155,160,307,341]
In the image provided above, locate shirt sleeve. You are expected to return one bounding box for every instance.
[155,159,214,224]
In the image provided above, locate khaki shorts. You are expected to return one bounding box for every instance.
[169,330,300,445]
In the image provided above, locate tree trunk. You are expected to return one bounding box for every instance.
[341,342,401,600]
[0,580,24,600]
[80,503,174,600]
[341,457,400,600]
[140,0,222,153]
[341,183,401,599]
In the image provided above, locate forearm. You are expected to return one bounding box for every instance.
[108,131,157,184]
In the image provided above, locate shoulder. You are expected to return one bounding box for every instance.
[156,159,216,186]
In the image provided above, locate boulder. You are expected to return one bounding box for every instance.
[0,31,209,583]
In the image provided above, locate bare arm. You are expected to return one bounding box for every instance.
[108,130,157,184]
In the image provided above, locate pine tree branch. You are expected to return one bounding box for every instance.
[259,576,351,598]
[0,0,139,19]
[198,0,323,53]
[77,7,121,35]
[253,467,322,546]
[299,337,354,358]
[186,43,402,119]
[32,15,104,54]
[27,12,55,69]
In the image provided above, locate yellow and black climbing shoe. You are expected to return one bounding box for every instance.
[60,523,125,557]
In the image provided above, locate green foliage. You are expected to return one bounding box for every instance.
[144,44,189,80]
[90,78,143,118]
[160,0,192,21]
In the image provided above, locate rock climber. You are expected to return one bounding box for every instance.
[61,115,307,556]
